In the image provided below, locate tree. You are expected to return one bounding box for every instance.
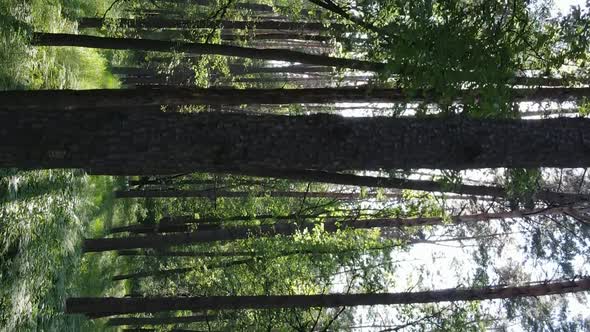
[5,86,588,110]
[112,258,252,281]
[3,111,590,174]
[109,206,572,235]
[77,18,345,31]
[84,205,579,252]
[31,33,382,71]
[114,189,401,199]
[66,277,590,316]
[193,167,590,205]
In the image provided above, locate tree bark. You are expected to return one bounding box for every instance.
[6,85,590,110]
[85,207,566,252]
[110,207,566,235]
[3,111,590,174]
[222,33,332,42]
[85,223,321,252]
[229,64,334,75]
[109,213,320,234]
[114,189,400,199]
[199,167,589,205]
[31,33,380,72]
[112,245,399,280]
[306,0,384,36]
[66,277,590,315]
[156,0,313,14]
[110,215,327,235]
[78,18,343,32]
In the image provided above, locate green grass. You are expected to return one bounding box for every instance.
[0,1,134,330]
[0,171,139,331]
[0,0,120,90]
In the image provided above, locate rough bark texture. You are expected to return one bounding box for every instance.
[78,18,343,31]
[84,223,319,252]
[114,189,400,199]
[31,33,380,71]
[66,278,590,315]
[4,85,589,110]
[2,111,590,174]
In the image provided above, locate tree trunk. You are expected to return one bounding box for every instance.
[5,85,589,110]
[107,314,218,326]
[85,223,321,252]
[222,33,332,42]
[112,223,223,234]
[199,167,589,205]
[156,0,312,14]
[32,33,379,71]
[110,207,566,235]
[109,213,320,234]
[85,207,566,252]
[3,111,590,174]
[229,64,334,75]
[77,18,343,32]
[114,189,400,199]
[66,277,590,315]
[112,244,398,280]
[306,0,384,36]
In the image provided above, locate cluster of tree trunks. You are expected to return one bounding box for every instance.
[77,18,343,32]
[86,205,577,252]
[108,207,571,236]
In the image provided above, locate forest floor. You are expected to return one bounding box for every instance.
[0,171,135,331]
[0,0,130,330]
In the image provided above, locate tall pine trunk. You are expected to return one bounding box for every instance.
[2,111,590,173]
[77,18,343,31]
[31,33,381,71]
[85,207,566,252]
[66,277,590,315]
[197,167,588,205]
[4,85,588,110]
[114,189,400,199]
[109,207,568,235]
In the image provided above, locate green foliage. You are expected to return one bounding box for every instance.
[504,168,542,209]
[0,0,119,90]
[436,170,463,193]
[579,97,590,116]
[0,170,135,330]
[374,1,531,113]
